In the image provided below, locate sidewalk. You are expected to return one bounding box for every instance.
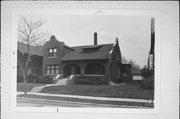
[17,92,152,103]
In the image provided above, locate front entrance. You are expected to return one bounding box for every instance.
[63,63,81,77]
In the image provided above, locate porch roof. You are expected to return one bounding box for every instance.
[61,44,113,61]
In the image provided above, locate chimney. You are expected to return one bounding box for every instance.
[150,18,155,54]
[94,32,97,45]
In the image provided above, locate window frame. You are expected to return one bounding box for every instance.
[48,47,57,57]
[46,64,59,74]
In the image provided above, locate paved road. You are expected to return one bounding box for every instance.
[17,97,150,108]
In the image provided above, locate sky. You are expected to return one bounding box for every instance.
[44,15,152,68]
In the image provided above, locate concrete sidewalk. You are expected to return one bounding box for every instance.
[17,97,152,108]
[17,92,153,103]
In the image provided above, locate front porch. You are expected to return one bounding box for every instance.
[59,60,109,85]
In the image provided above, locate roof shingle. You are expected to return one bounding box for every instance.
[61,44,113,61]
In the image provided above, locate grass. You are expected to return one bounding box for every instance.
[40,84,154,100]
[17,83,46,92]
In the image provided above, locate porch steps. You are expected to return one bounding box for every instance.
[55,78,69,85]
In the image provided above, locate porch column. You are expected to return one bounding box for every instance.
[59,63,65,77]
[80,64,85,75]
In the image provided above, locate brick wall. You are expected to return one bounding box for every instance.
[42,36,72,75]
[109,42,122,83]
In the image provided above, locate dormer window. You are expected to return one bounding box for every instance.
[81,45,102,53]
[48,48,57,57]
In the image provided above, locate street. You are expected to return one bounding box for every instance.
[17,97,151,108]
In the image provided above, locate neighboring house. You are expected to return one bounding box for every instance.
[43,33,122,84]
[131,67,143,81]
[17,42,43,81]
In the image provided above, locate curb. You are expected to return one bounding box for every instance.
[17,92,153,103]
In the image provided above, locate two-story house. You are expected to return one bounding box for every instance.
[42,33,123,84]
[17,32,131,85]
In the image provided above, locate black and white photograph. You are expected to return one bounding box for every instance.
[16,13,155,108]
[1,1,179,119]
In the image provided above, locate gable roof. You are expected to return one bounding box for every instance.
[61,44,113,61]
[18,41,43,56]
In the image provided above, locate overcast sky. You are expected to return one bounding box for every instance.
[44,15,152,68]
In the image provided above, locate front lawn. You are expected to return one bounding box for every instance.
[17,83,46,92]
[40,84,154,100]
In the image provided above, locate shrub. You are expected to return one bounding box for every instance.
[27,75,53,84]
[37,75,53,84]
[27,74,38,83]
[140,76,154,90]
[120,76,138,84]
[73,75,107,85]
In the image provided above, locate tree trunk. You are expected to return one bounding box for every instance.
[19,65,27,96]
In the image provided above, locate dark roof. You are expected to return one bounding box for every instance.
[61,44,113,61]
[18,41,43,56]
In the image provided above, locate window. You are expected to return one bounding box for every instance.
[55,65,59,74]
[46,64,59,74]
[46,66,50,74]
[81,45,102,53]
[48,48,57,57]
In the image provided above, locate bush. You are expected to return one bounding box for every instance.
[73,75,108,85]
[36,75,53,84]
[27,74,53,84]
[27,74,38,83]
[140,76,154,90]
[119,76,138,84]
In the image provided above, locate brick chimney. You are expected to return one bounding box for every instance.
[94,32,97,45]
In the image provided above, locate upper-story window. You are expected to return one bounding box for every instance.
[48,48,57,57]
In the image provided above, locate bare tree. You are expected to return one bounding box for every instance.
[18,15,50,96]
[121,56,129,64]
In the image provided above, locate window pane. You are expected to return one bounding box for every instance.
[55,69,59,74]
[49,49,53,53]
[54,48,57,52]
[47,70,50,74]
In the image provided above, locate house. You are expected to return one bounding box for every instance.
[131,67,143,81]
[17,42,43,81]
[17,32,131,85]
[42,33,123,84]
